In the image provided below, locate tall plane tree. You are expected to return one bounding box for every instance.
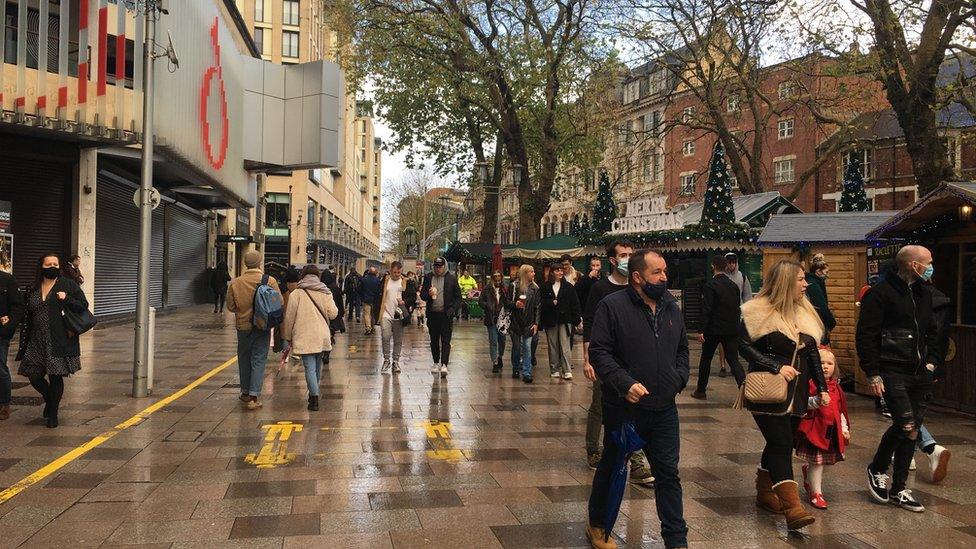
[794,0,974,194]
[333,0,613,242]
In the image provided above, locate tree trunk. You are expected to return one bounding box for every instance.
[895,105,955,195]
[478,140,505,243]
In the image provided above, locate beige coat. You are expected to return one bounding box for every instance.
[282,287,338,355]
[226,269,281,331]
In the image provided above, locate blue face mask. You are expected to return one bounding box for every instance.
[920,263,934,281]
[615,258,629,277]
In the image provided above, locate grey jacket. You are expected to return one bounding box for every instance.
[507,281,541,337]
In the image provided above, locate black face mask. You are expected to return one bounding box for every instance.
[640,277,668,301]
[42,267,60,280]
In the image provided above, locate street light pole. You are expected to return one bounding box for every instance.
[132,1,159,398]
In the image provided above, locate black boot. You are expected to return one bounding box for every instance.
[46,413,59,429]
[308,395,319,411]
[492,359,502,373]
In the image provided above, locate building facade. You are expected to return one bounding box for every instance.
[1,0,341,317]
[234,0,381,273]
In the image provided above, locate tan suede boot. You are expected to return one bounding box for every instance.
[585,522,618,549]
[755,469,783,514]
[773,480,816,530]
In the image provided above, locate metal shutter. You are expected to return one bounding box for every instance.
[94,175,164,317]
[165,204,207,308]
[0,155,70,288]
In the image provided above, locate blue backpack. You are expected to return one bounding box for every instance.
[252,274,284,331]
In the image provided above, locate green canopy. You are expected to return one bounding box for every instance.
[504,234,590,260]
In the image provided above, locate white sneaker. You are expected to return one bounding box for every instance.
[392,362,401,374]
[929,445,950,483]
[440,364,448,378]
[431,362,440,375]
[890,489,925,512]
[562,372,573,380]
[381,360,391,374]
[550,372,561,378]
[910,457,917,471]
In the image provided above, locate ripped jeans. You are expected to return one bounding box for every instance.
[870,370,933,494]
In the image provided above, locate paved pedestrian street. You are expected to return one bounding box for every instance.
[1,306,975,548]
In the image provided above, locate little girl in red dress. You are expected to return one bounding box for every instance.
[796,347,850,509]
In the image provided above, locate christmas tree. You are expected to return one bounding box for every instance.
[839,152,871,212]
[569,216,581,238]
[592,171,616,234]
[700,140,736,226]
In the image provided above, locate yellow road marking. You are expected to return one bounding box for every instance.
[0,356,238,506]
[419,420,463,462]
[245,421,303,468]
[320,426,401,431]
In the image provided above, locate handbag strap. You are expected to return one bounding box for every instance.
[302,289,330,323]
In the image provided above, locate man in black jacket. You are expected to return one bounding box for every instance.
[857,245,940,513]
[691,256,744,399]
[420,257,462,378]
[0,269,24,420]
[587,249,689,549]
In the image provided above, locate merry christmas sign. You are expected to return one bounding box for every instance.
[611,196,684,234]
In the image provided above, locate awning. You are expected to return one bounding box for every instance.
[759,211,898,247]
[866,182,976,239]
[502,234,599,260]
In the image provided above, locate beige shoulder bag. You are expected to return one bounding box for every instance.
[732,340,803,409]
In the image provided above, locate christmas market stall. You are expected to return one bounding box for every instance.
[757,211,897,390]
[579,142,801,330]
[444,241,514,278]
[865,182,976,413]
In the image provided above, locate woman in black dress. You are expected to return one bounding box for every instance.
[17,254,87,428]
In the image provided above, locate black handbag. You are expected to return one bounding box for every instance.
[63,306,97,337]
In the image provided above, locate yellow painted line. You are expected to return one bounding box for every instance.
[0,356,238,506]
[320,426,401,431]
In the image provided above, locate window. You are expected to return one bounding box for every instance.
[942,136,960,171]
[254,0,266,22]
[728,170,738,189]
[773,158,795,184]
[624,80,640,104]
[253,27,270,56]
[778,81,796,100]
[283,0,300,26]
[644,110,662,138]
[727,94,740,112]
[682,139,695,156]
[307,200,317,236]
[778,118,794,139]
[617,124,627,147]
[682,106,694,123]
[282,31,299,58]
[843,149,873,181]
[644,151,663,183]
[649,70,668,95]
[585,169,596,192]
[264,193,290,231]
[626,120,635,145]
[680,173,696,195]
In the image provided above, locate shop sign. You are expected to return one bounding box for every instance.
[236,208,251,237]
[611,196,684,234]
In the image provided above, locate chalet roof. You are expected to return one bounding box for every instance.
[866,182,976,239]
[758,211,897,246]
[676,191,801,227]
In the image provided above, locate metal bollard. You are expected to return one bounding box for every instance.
[147,307,156,395]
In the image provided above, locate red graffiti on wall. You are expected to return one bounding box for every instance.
[200,17,229,170]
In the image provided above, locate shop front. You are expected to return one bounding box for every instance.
[866,182,976,413]
[757,211,897,387]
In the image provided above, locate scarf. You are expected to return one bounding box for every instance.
[297,275,330,294]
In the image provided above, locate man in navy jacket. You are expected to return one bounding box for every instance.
[586,249,689,549]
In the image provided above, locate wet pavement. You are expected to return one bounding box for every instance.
[1,305,975,548]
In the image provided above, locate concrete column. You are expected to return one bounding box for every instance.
[71,148,97,309]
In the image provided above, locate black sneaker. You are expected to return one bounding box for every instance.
[890,489,925,512]
[512,370,521,379]
[522,375,533,384]
[867,466,890,503]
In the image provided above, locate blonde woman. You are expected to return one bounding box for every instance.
[507,264,541,383]
[739,260,828,531]
[282,264,338,412]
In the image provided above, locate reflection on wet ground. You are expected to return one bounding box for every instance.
[1,306,975,548]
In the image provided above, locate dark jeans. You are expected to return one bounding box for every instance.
[427,311,454,365]
[589,403,687,549]
[0,338,10,406]
[346,296,362,320]
[213,290,226,311]
[870,370,933,493]
[753,414,802,484]
[695,334,745,392]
